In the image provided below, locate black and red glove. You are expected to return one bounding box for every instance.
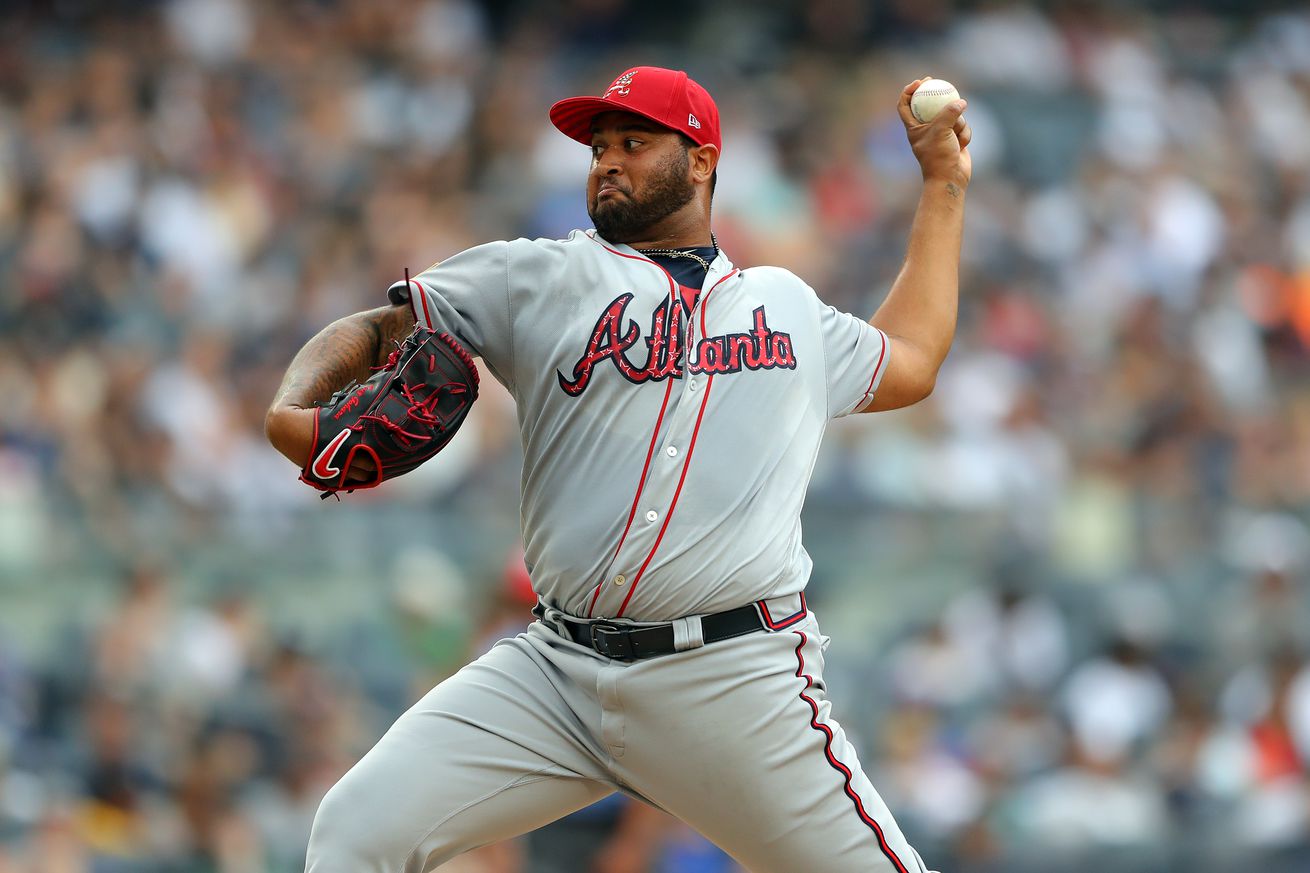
[300,326,478,497]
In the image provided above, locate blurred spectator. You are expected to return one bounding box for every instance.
[941,580,1070,693]
[1004,741,1170,850]
[1202,650,1310,849]
[1062,638,1173,765]
[877,706,988,841]
[889,619,993,710]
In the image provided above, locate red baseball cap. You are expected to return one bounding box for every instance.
[549,66,722,152]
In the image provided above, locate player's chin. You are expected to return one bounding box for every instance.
[589,201,629,232]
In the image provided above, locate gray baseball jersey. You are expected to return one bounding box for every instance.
[388,229,890,621]
[307,230,931,873]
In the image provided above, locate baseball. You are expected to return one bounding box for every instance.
[910,78,960,123]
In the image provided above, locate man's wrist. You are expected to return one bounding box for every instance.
[921,177,968,208]
[923,174,967,195]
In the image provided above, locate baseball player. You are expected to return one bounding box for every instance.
[265,66,970,873]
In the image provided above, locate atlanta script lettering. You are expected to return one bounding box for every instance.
[558,294,796,396]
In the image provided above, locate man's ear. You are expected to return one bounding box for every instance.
[690,144,719,185]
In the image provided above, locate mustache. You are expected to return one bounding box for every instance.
[595,180,631,197]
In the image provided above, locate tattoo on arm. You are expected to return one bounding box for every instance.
[271,305,415,409]
[945,182,962,199]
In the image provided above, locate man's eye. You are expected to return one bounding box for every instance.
[625,139,642,149]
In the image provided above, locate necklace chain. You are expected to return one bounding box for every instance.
[636,232,719,272]
[639,248,712,271]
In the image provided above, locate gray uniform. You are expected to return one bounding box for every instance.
[304,230,929,873]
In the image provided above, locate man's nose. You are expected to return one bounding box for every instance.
[594,147,623,174]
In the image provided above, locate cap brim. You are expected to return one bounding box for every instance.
[549,96,677,145]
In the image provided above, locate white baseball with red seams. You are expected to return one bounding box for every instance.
[302,65,937,873]
[910,78,960,123]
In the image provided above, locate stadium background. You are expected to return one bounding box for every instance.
[3,0,1310,870]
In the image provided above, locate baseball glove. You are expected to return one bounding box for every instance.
[300,326,478,497]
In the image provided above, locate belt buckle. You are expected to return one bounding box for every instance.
[589,622,635,660]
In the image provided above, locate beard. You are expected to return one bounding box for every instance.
[588,148,695,243]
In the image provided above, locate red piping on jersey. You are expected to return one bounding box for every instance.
[407,274,434,329]
[584,234,683,616]
[418,278,433,328]
[614,374,713,616]
[793,631,913,873]
[587,233,679,278]
[699,271,738,337]
[857,329,889,410]
[757,592,808,630]
[614,268,739,618]
[586,375,676,616]
[586,234,726,299]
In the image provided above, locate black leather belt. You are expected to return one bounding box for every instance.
[536,603,767,661]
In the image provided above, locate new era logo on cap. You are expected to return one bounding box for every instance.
[549,66,722,152]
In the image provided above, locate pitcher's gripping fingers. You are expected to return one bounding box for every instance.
[898,76,971,188]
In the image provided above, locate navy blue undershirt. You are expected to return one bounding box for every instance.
[646,246,718,290]
[645,245,718,312]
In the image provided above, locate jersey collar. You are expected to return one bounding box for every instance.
[588,229,736,278]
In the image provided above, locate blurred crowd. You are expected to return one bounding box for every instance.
[2,0,1310,870]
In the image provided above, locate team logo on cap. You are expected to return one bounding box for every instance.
[604,70,637,98]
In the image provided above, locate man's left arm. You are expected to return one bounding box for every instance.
[862,77,972,412]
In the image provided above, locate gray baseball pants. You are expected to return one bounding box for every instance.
[304,607,928,873]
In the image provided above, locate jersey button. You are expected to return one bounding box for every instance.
[688,380,699,391]
[614,574,626,587]
[645,510,659,523]
[665,446,678,458]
